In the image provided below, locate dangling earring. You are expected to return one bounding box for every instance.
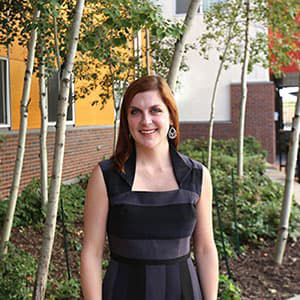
[168,125,177,139]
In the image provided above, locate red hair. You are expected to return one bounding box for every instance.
[113,75,180,172]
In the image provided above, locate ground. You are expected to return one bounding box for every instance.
[11,223,300,299]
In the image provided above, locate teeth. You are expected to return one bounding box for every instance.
[140,129,156,134]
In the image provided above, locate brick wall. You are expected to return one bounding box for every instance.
[0,126,113,200]
[180,82,276,163]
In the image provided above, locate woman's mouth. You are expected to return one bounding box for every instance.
[139,129,157,135]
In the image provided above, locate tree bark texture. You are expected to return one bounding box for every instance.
[167,0,201,92]
[275,72,300,265]
[237,0,250,179]
[32,0,85,298]
[145,28,151,75]
[38,55,48,210]
[0,8,40,255]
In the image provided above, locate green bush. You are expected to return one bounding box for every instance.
[47,278,81,299]
[218,274,241,300]
[0,178,46,228]
[58,183,85,228]
[0,178,86,229]
[0,243,36,300]
[179,137,300,250]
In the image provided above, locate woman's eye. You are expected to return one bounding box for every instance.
[130,109,139,115]
[151,108,162,113]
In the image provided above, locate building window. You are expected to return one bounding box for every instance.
[47,71,75,124]
[202,0,224,12]
[0,57,10,127]
[175,0,223,15]
[175,0,200,14]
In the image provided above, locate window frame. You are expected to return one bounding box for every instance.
[173,0,202,16]
[173,0,224,16]
[0,56,11,128]
[47,72,75,127]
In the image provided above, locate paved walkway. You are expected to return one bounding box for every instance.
[265,163,300,300]
[265,163,300,205]
[287,296,300,300]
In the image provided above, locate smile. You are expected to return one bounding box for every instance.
[139,129,157,134]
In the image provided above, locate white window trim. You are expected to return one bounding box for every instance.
[48,73,75,127]
[0,56,11,128]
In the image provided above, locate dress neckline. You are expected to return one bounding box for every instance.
[118,144,192,191]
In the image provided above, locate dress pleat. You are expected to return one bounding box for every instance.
[145,265,166,300]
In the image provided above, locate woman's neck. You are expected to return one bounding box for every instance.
[135,142,171,170]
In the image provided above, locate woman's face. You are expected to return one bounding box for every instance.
[127,90,172,151]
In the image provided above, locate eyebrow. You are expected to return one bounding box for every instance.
[129,104,162,109]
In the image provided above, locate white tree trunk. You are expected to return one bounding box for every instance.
[53,14,61,71]
[207,38,233,170]
[167,0,200,92]
[32,0,85,298]
[39,57,48,210]
[145,28,151,75]
[0,8,40,255]
[275,72,300,265]
[237,0,250,179]
[207,0,242,170]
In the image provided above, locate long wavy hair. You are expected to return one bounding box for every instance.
[113,75,180,172]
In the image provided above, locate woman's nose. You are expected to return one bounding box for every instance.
[141,112,152,125]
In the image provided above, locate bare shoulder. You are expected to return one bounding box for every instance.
[201,165,212,186]
[85,163,108,205]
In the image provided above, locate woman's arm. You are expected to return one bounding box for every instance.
[81,165,109,300]
[193,166,219,300]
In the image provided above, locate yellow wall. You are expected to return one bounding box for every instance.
[1,41,114,130]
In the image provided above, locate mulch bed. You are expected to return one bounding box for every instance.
[10,224,300,299]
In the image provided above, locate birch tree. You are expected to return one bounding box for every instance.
[237,0,250,178]
[32,0,85,297]
[199,0,243,170]
[38,48,48,210]
[0,7,40,255]
[275,73,300,264]
[198,0,268,170]
[268,0,300,264]
[167,0,201,92]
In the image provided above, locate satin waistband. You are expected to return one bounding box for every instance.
[110,252,190,265]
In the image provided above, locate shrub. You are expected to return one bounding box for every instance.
[0,178,86,229]
[0,243,36,300]
[47,278,81,299]
[218,274,241,300]
[179,137,300,251]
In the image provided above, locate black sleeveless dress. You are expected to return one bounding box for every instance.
[99,146,203,300]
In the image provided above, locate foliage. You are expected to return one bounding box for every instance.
[58,182,85,228]
[47,278,81,299]
[0,178,85,229]
[267,0,300,76]
[179,137,300,250]
[0,178,46,228]
[198,0,269,73]
[76,0,189,109]
[0,0,75,78]
[218,274,241,300]
[0,242,82,299]
[0,243,36,300]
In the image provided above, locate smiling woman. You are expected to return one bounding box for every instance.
[127,90,172,152]
[80,75,219,300]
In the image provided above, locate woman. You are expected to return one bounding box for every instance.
[81,75,219,300]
